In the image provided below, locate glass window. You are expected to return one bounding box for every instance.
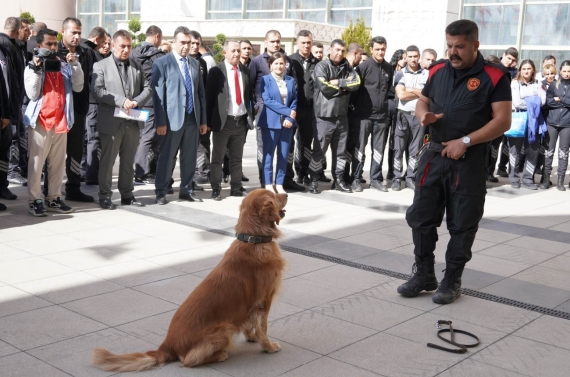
[79,14,100,37]
[479,49,509,61]
[78,0,100,13]
[246,11,283,19]
[131,0,141,13]
[105,0,127,13]
[288,10,326,23]
[463,5,519,45]
[207,12,242,19]
[521,50,570,65]
[103,13,126,35]
[208,0,242,12]
[332,0,372,6]
[246,0,283,10]
[464,0,516,3]
[330,9,371,26]
[289,0,326,9]
[523,4,570,46]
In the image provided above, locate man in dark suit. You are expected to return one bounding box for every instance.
[91,30,151,210]
[151,26,208,205]
[206,40,253,200]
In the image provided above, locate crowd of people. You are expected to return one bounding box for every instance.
[0,15,568,218]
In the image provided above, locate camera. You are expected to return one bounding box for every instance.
[30,48,61,72]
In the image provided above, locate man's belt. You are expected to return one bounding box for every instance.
[400,110,415,116]
[229,114,248,121]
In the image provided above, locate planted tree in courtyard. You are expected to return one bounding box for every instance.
[20,12,35,25]
[128,16,146,47]
[341,16,371,49]
[213,33,226,64]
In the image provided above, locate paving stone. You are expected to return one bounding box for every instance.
[0,352,70,377]
[437,359,529,377]
[513,315,570,351]
[280,356,383,377]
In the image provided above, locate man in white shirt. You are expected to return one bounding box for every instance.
[206,40,254,200]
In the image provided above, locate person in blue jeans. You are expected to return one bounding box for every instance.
[257,52,297,193]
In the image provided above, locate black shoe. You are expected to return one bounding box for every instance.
[211,189,222,201]
[522,182,538,190]
[85,181,99,186]
[223,174,229,183]
[121,196,145,206]
[335,180,352,193]
[496,168,508,178]
[0,202,6,211]
[134,177,146,185]
[167,187,174,195]
[539,179,551,189]
[511,182,521,189]
[195,175,209,184]
[0,188,17,200]
[397,256,438,297]
[283,180,306,191]
[156,194,167,205]
[370,181,388,192]
[8,173,27,185]
[45,197,73,213]
[29,199,48,217]
[432,263,464,305]
[405,178,415,190]
[99,197,116,210]
[230,190,247,197]
[386,173,394,181]
[392,179,401,191]
[351,179,363,192]
[557,176,566,191]
[359,177,367,184]
[179,192,203,202]
[65,191,95,203]
[241,175,249,182]
[487,174,499,183]
[296,174,305,185]
[319,173,332,183]
[193,181,204,191]
[309,177,320,194]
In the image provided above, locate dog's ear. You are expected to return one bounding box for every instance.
[260,196,281,225]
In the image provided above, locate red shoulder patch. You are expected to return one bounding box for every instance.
[428,62,446,83]
[484,65,504,88]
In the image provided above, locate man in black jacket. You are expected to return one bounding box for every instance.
[131,25,165,185]
[308,39,361,194]
[0,60,10,210]
[289,30,319,185]
[206,40,253,200]
[351,36,393,192]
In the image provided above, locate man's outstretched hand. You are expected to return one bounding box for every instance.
[420,112,444,127]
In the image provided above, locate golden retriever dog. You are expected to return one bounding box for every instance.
[92,189,288,372]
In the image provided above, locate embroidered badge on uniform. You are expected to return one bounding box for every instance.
[467,78,480,91]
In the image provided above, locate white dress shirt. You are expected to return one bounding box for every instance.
[224,59,246,116]
[172,50,194,89]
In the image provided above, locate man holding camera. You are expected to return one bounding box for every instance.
[23,28,84,216]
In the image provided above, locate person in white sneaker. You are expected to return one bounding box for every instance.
[23,28,83,216]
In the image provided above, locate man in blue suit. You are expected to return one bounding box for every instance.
[151,26,208,205]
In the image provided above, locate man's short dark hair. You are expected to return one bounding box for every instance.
[188,30,201,42]
[36,28,58,44]
[297,30,312,38]
[239,39,252,47]
[347,42,360,53]
[369,36,387,48]
[62,17,81,29]
[173,26,191,38]
[145,25,162,37]
[445,19,478,42]
[422,48,437,59]
[4,17,22,32]
[406,45,420,54]
[88,27,106,40]
[20,18,31,25]
[265,30,281,40]
[486,55,500,64]
[504,47,518,59]
[544,55,556,63]
[32,22,47,33]
[331,39,346,48]
[113,29,132,41]
[313,41,323,48]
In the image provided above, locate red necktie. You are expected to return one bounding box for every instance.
[232,65,242,106]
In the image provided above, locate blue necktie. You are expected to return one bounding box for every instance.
[180,57,194,114]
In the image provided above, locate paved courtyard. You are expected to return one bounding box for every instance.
[1,134,570,376]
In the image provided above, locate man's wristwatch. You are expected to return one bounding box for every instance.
[462,136,471,148]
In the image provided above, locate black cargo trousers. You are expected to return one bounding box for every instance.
[405,144,487,266]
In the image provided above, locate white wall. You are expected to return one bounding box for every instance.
[0,0,75,31]
[141,0,206,21]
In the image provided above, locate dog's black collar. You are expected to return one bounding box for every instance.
[236,233,273,244]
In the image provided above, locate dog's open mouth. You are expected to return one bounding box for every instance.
[279,209,286,219]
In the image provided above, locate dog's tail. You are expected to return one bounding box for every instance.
[91,347,170,372]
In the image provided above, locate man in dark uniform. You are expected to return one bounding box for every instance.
[397,19,512,304]
[289,30,319,185]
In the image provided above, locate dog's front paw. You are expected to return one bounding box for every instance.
[217,351,228,363]
[263,342,281,353]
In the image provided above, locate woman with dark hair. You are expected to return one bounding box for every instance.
[543,60,570,190]
[386,49,406,180]
[507,59,546,189]
[390,49,407,72]
[257,52,297,193]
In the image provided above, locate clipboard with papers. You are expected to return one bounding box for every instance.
[114,108,150,122]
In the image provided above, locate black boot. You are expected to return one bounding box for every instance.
[557,176,566,191]
[309,175,320,194]
[540,174,550,189]
[432,263,464,305]
[397,256,438,297]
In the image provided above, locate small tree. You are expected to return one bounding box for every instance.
[20,11,35,24]
[340,16,371,50]
[212,33,226,64]
[128,16,143,47]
